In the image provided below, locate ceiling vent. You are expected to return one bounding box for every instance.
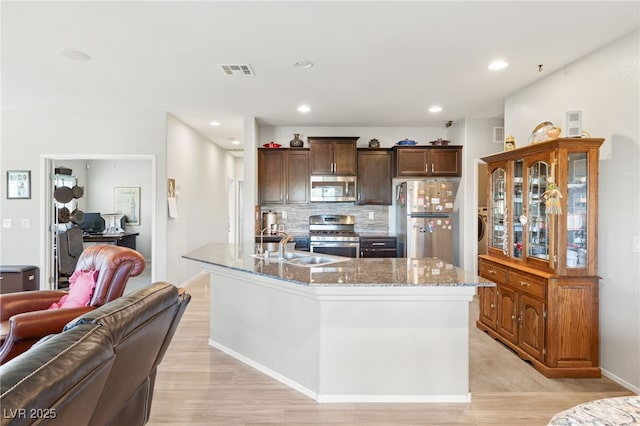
[219,64,255,76]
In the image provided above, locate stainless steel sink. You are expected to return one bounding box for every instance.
[288,256,340,265]
[252,251,348,267]
[281,252,309,260]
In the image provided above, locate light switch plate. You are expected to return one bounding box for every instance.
[2,219,12,228]
[21,219,31,228]
[368,212,375,219]
[633,236,640,253]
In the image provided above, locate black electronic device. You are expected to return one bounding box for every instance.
[78,212,105,234]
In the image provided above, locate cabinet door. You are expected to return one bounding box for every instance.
[357,150,392,205]
[488,164,508,254]
[258,150,284,204]
[395,148,429,176]
[497,286,518,344]
[285,150,309,204]
[478,286,498,331]
[334,140,357,175]
[309,140,334,174]
[511,159,525,259]
[564,151,590,272]
[518,294,545,362]
[430,147,462,176]
[526,158,551,262]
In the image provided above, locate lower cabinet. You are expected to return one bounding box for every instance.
[477,256,599,378]
[360,237,397,258]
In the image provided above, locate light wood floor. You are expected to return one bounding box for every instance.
[147,274,633,425]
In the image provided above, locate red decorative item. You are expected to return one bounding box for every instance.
[263,142,281,148]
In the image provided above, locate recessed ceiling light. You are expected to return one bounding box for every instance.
[209,121,221,126]
[297,105,311,113]
[428,105,443,113]
[294,60,314,69]
[231,139,240,145]
[488,60,509,71]
[59,49,91,61]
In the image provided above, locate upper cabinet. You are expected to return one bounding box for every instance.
[483,138,603,275]
[357,149,392,205]
[394,146,462,177]
[258,148,309,205]
[308,137,358,175]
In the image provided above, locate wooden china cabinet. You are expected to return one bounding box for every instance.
[477,137,604,378]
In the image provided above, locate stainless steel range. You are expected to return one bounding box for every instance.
[309,214,360,258]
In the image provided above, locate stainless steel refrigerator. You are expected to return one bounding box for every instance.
[396,180,457,264]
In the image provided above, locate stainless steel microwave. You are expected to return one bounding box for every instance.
[310,175,357,202]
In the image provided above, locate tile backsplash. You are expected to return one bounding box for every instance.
[260,204,390,234]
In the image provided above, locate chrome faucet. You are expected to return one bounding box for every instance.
[259,227,270,255]
[278,233,295,259]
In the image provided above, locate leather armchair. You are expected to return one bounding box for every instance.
[0,245,145,364]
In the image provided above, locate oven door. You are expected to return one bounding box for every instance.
[310,241,360,258]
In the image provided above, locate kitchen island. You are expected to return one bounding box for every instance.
[183,242,493,403]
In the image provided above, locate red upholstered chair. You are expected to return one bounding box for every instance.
[0,245,145,364]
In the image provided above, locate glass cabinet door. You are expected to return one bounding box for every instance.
[566,153,588,268]
[489,167,507,253]
[512,160,524,258]
[527,160,550,260]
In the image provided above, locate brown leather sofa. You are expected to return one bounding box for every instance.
[0,282,191,426]
[0,245,145,364]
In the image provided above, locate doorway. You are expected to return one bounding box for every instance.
[42,155,155,289]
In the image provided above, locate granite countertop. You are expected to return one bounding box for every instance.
[183,243,494,288]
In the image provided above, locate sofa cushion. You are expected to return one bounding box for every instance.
[0,324,115,426]
[65,282,183,425]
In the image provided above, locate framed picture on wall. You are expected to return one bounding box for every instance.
[114,187,140,225]
[7,170,31,199]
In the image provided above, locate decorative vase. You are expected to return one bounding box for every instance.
[289,133,304,147]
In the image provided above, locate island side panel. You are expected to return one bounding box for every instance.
[208,266,321,398]
[317,293,472,402]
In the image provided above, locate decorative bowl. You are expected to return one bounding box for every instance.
[263,142,281,149]
[429,138,450,146]
[396,139,417,146]
[529,121,553,144]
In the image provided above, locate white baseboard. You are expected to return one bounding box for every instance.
[209,339,318,401]
[602,368,640,395]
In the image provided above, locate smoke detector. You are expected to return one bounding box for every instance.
[219,64,255,76]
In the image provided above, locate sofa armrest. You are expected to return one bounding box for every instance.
[0,291,68,320]
[9,307,96,341]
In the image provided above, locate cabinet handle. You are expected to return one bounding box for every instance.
[511,314,517,320]
[431,163,434,173]
[488,269,497,275]
[372,242,386,246]
[490,303,495,308]
[519,281,530,287]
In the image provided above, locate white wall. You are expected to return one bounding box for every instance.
[0,111,167,286]
[260,126,448,149]
[166,114,235,284]
[85,159,153,260]
[505,30,640,392]
[449,118,504,271]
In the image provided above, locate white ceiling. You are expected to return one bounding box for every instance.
[3,1,639,154]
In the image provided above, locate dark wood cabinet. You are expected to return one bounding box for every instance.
[357,149,392,205]
[258,148,309,204]
[394,146,462,177]
[360,237,397,258]
[308,137,358,175]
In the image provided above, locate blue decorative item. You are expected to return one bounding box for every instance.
[396,139,417,146]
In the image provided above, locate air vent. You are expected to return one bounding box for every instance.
[219,64,255,76]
